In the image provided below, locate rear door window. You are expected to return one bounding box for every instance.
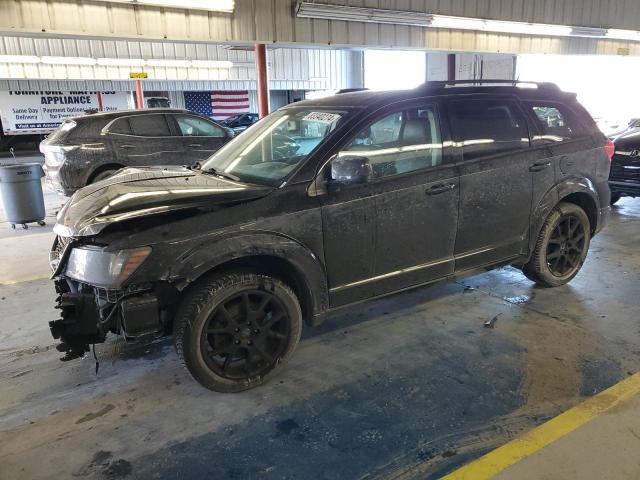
[128,114,171,137]
[448,98,529,161]
[174,115,225,137]
[525,102,589,143]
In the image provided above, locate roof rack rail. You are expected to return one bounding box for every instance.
[420,79,560,91]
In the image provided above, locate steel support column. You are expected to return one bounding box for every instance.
[134,80,144,109]
[254,43,269,118]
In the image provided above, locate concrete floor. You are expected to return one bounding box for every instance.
[1,179,639,479]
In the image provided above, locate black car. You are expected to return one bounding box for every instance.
[222,113,259,133]
[609,127,640,204]
[49,81,612,392]
[40,109,234,196]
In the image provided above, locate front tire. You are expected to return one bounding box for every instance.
[174,272,302,392]
[523,202,591,287]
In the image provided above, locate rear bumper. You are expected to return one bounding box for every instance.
[43,163,76,197]
[609,180,640,197]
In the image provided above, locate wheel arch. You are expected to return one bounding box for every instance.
[559,191,598,235]
[176,233,329,327]
[87,162,125,185]
[528,177,601,258]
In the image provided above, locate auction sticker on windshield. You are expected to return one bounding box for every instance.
[302,112,342,124]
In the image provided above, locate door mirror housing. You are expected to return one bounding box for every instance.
[330,155,372,185]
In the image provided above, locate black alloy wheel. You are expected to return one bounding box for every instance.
[201,290,291,380]
[545,214,587,277]
[522,202,591,287]
[174,272,302,392]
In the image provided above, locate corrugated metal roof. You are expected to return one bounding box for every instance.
[0,0,639,55]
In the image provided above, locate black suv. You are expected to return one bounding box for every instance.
[609,125,640,204]
[49,81,612,392]
[40,109,233,196]
[222,113,259,134]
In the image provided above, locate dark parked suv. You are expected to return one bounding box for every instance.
[222,113,259,134]
[49,81,612,392]
[40,109,233,196]
[609,125,640,204]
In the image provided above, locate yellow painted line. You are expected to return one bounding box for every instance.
[442,371,640,480]
[0,274,51,286]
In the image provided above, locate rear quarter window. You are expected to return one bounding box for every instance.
[524,101,591,143]
[53,117,105,142]
[128,114,171,137]
[448,98,530,161]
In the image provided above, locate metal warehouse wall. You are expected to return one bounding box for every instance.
[0,36,360,90]
[1,0,640,55]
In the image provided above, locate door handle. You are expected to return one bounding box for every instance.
[425,183,456,195]
[120,144,135,149]
[188,143,202,148]
[529,161,551,172]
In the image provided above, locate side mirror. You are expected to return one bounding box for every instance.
[330,155,372,185]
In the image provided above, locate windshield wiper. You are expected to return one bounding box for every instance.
[188,161,202,170]
[201,166,240,182]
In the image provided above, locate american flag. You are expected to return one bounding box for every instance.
[184,90,251,121]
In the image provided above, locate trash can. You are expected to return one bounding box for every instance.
[0,163,46,230]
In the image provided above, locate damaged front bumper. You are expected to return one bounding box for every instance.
[49,236,175,361]
[50,278,167,360]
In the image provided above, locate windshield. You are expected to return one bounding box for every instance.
[201,107,348,185]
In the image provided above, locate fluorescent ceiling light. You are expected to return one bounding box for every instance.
[485,20,571,36]
[145,59,191,67]
[41,56,97,65]
[607,29,640,41]
[97,57,146,67]
[0,55,40,64]
[430,16,485,31]
[137,0,233,10]
[296,2,431,27]
[432,16,572,36]
[190,60,233,68]
[295,2,640,42]
[95,0,234,12]
[571,26,608,37]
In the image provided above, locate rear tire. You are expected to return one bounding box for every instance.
[522,202,591,287]
[174,272,302,392]
[610,193,622,205]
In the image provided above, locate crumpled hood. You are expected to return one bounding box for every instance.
[54,166,272,237]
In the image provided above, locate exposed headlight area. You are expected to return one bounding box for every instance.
[65,246,151,288]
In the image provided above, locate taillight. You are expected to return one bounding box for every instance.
[604,139,615,161]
